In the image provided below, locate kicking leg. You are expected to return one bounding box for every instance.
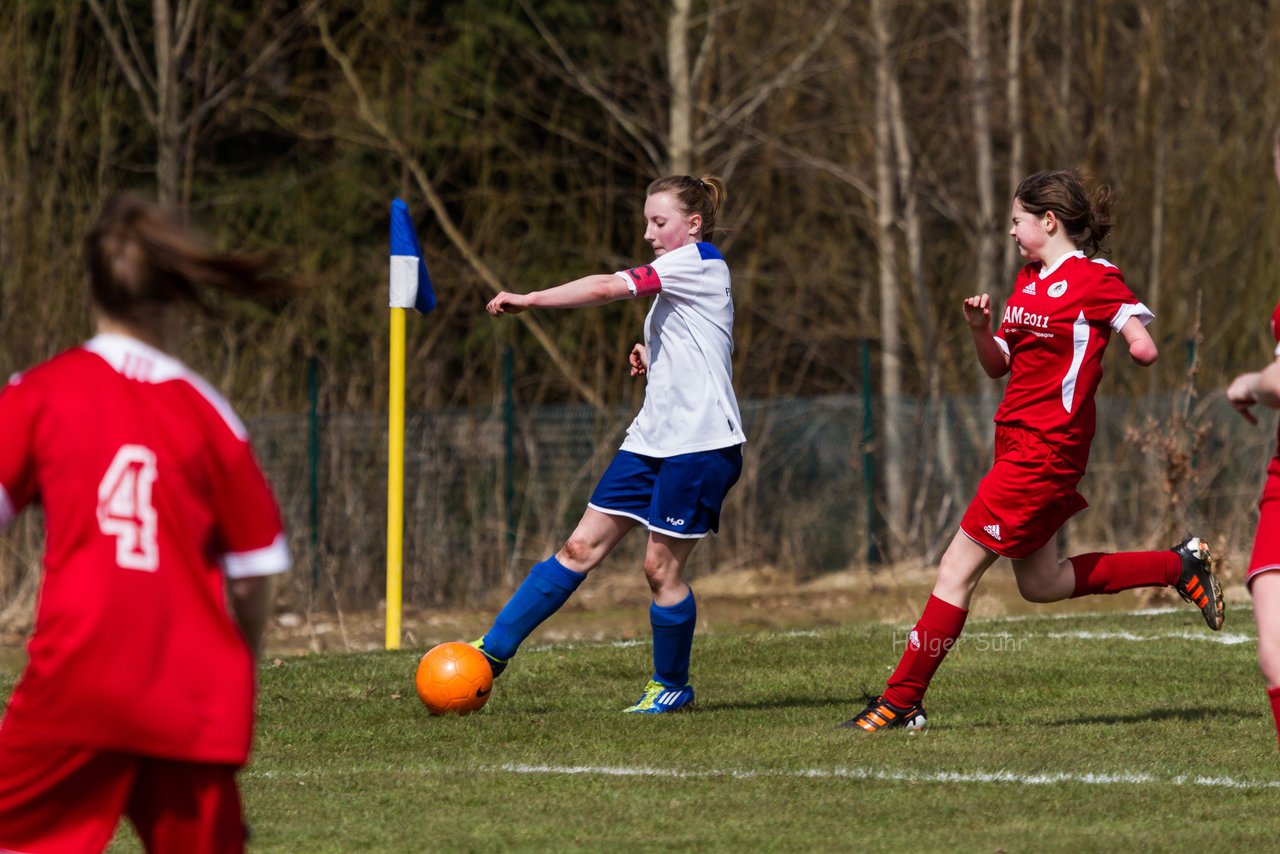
[478,509,637,674]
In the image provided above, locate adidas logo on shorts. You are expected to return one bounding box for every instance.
[983,523,1002,541]
[1022,282,1036,295]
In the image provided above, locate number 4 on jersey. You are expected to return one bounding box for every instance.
[97,444,159,571]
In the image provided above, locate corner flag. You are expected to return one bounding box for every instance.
[386,198,435,650]
[389,197,437,314]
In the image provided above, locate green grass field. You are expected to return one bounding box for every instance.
[14,606,1274,851]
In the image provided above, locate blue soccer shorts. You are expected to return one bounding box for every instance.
[587,445,744,538]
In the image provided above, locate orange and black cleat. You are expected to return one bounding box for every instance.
[1172,537,1224,631]
[838,696,927,732]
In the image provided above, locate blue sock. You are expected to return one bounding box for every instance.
[650,590,697,688]
[483,556,585,661]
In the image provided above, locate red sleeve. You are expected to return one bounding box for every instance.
[0,377,38,528]
[1086,263,1139,323]
[209,430,289,578]
[1270,301,1280,347]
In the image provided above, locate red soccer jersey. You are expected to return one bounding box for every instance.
[993,251,1152,472]
[0,334,289,765]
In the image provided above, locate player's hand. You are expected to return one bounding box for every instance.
[963,294,992,329]
[629,343,648,377]
[1227,372,1260,425]
[486,292,533,316]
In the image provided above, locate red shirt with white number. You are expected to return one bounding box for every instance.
[0,334,289,765]
[993,250,1153,472]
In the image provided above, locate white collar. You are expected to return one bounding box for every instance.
[1038,249,1085,279]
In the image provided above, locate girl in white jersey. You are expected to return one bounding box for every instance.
[474,175,744,713]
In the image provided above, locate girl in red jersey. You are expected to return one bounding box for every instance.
[0,195,292,852]
[842,170,1225,732]
[1227,304,1280,751]
[1225,139,1280,751]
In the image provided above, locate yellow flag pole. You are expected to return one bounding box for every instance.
[386,306,406,650]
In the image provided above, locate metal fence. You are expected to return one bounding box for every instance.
[0,391,1273,624]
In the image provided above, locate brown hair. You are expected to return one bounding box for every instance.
[1014,170,1115,256]
[645,175,727,242]
[84,193,292,323]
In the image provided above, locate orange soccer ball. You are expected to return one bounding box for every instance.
[414,642,494,715]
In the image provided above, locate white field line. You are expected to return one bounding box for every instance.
[491,763,1280,790]
[245,763,1280,790]
[515,608,1255,657]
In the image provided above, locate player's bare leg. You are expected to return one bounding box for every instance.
[1010,541,1074,603]
[558,508,641,573]
[1251,572,1280,749]
[931,531,1000,608]
[841,532,996,732]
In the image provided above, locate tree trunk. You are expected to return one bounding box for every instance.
[667,0,694,174]
[153,0,182,206]
[872,0,906,558]
[969,0,999,419]
[1002,0,1025,278]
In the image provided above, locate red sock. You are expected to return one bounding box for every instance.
[1269,687,1280,752]
[882,595,968,709]
[1069,551,1180,598]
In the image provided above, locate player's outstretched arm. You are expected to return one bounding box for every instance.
[229,575,273,661]
[963,294,1011,378]
[487,275,633,316]
[1228,357,1280,424]
[1119,316,1158,366]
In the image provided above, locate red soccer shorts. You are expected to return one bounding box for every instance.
[959,424,1089,559]
[0,739,244,854]
[1248,461,1280,587]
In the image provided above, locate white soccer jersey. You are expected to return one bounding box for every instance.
[615,241,745,457]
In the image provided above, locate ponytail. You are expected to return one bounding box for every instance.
[1014,170,1114,256]
[646,174,727,242]
[84,194,294,322]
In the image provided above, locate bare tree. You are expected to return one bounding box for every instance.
[968,0,1000,419]
[1002,0,1026,277]
[86,0,305,206]
[519,0,849,175]
[313,11,608,412]
[872,0,907,556]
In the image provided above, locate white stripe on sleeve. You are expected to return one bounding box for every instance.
[221,532,291,578]
[1111,301,1154,332]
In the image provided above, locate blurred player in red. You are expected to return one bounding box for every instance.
[1225,138,1280,752]
[842,170,1224,733]
[0,194,292,851]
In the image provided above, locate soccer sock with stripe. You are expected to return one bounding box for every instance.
[650,590,697,688]
[482,556,586,661]
[1269,687,1280,752]
[882,594,968,709]
[1068,551,1181,598]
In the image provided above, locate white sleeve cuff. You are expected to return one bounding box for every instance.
[221,532,291,578]
[1112,302,1154,332]
[994,336,1010,356]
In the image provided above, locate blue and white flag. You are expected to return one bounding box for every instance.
[389,198,437,314]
